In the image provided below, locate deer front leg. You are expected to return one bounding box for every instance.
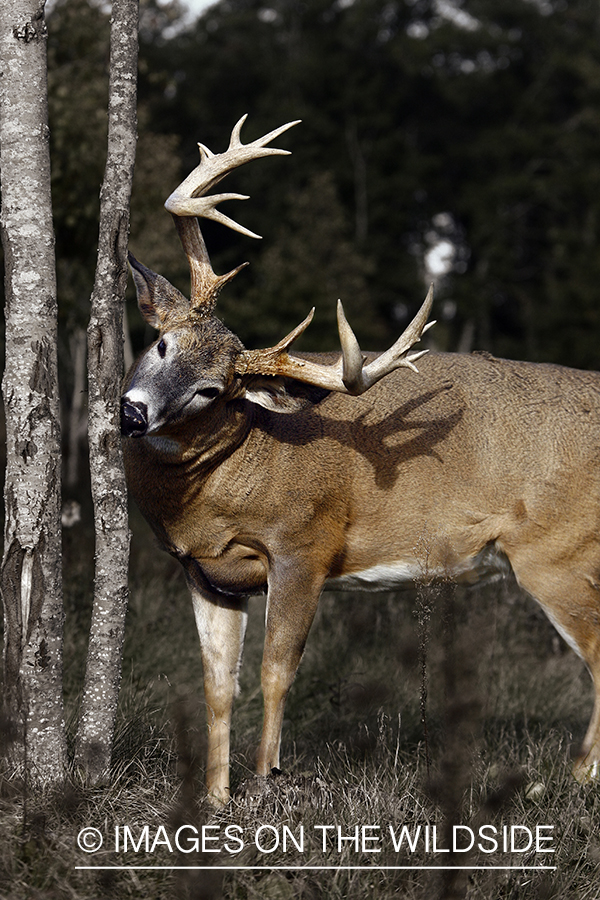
[188,581,248,806]
[257,565,324,776]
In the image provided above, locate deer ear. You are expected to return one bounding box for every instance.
[243,376,328,414]
[128,252,188,329]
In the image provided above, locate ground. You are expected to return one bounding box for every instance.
[1,508,599,899]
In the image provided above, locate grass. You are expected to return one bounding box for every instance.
[1,507,600,899]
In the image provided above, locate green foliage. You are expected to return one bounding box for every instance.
[47,0,110,328]
[135,0,600,366]
[220,171,381,350]
[42,0,187,412]
[5,0,600,367]
[433,0,600,365]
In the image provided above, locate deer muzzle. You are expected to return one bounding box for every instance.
[121,398,149,437]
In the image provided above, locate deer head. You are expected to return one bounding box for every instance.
[121,116,434,438]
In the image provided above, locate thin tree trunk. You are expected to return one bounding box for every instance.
[0,0,67,781]
[74,0,138,780]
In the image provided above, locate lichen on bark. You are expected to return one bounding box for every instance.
[0,0,67,782]
[74,0,138,781]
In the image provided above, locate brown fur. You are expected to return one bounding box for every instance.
[123,115,600,805]
[124,346,600,804]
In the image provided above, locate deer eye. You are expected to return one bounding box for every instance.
[157,339,167,359]
[199,387,220,400]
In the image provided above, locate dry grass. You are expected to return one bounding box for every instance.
[1,512,600,899]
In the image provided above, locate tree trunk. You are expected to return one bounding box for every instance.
[74,0,138,780]
[0,0,67,781]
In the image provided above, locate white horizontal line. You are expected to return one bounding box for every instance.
[75,865,557,871]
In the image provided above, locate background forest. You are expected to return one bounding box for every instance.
[33,0,600,455]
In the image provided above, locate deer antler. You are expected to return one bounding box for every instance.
[165,114,300,315]
[166,115,435,390]
[235,285,435,395]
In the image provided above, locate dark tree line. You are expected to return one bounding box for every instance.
[2,0,599,401]
[5,0,597,400]
[134,0,600,367]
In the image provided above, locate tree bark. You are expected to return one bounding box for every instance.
[74,0,138,780]
[0,0,67,781]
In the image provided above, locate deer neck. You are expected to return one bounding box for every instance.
[143,397,253,474]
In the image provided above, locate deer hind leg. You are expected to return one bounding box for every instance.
[189,584,248,806]
[506,546,600,780]
[577,687,600,780]
[256,568,324,777]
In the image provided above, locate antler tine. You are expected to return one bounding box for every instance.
[228,114,301,156]
[165,115,301,238]
[341,284,435,393]
[164,116,300,315]
[235,287,435,395]
[185,193,260,240]
[172,216,249,315]
[165,115,299,316]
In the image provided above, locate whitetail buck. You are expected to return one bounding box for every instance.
[122,116,600,805]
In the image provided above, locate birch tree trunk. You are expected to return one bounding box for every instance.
[74,0,138,780]
[0,0,67,781]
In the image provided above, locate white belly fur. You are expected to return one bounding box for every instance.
[325,544,510,593]
[325,561,424,592]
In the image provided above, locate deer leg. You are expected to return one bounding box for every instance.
[506,546,600,779]
[577,682,600,780]
[257,569,323,776]
[188,583,248,806]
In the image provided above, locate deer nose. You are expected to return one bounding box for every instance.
[121,398,148,437]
